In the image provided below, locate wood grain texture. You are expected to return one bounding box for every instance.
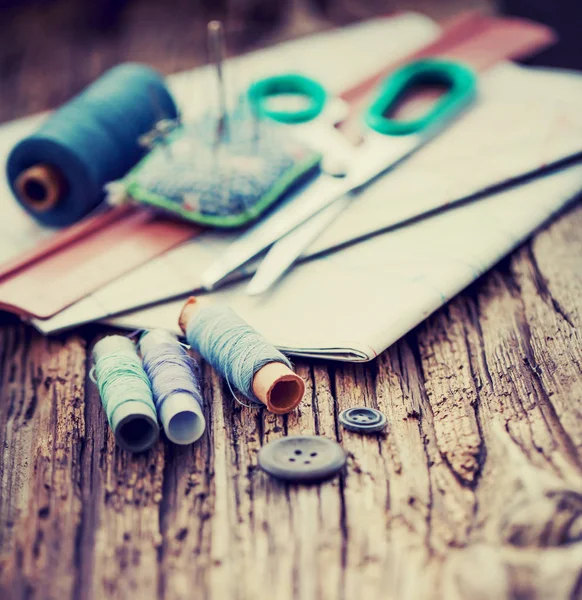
[1,0,582,598]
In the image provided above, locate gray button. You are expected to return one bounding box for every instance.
[258,436,346,482]
[339,407,387,433]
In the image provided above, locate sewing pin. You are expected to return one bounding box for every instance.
[207,20,229,147]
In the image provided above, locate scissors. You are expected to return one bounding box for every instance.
[201,59,477,293]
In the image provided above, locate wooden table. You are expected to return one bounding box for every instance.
[1,1,581,598]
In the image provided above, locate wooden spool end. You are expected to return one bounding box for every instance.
[178,296,200,334]
[178,296,305,414]
[14,164,64,213]
[252,362,305,414]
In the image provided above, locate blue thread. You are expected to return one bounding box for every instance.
[185,304,291,403]
[139,329,206,444]
[7,63,178,226]
[140,330,204,413]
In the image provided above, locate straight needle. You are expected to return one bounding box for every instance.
[207,20,228,146]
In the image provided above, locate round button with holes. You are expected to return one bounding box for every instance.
[339,407,387,433]
[258,436,346,483]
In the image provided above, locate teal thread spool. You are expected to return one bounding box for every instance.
[7,63,178,227]
[92,335,159,452]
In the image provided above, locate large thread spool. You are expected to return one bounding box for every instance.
[139,329,206,445]
[179,297,305,414]
[7,63,178,227]
[93,335,159,453]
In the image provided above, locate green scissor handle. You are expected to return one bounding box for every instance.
[247,74,327,124]
[364,58,477,136]
[248,59,476,133]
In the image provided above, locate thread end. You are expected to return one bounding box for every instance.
[160,392,206,445]
[15,164,65,213]
[253,363,305,414]
[178,296,201,333]
[111,401,159,453]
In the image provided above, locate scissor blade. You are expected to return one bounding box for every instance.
[200,172,348,290]
[246,196,351,295]
[244,136,420,294]
[201,134,418,291]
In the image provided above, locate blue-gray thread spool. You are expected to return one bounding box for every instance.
[7,63,178,227]
[139,329,206,445]
[182,300,305,414]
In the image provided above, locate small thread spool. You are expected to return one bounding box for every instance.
[93,335,159,453]
[179,297,305,414]
[139,329,206,445]
[7,63,178,227]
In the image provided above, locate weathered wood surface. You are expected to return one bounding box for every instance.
[1,1,582,598]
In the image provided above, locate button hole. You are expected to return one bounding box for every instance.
[304,460,310,464]
[294,449,302,455]
[289,458,295,462]
[310,452,317,457]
